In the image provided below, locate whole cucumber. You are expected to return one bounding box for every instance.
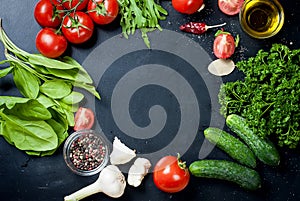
[189,160,261,191]
[204,127,256,168]
[226,114,280,166]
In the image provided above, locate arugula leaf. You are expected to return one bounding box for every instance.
[118,0,168,48]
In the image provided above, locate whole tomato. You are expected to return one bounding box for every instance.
[62,11,94,44]
[213,30,237,59]
[153,155,190,193]
[87,0,119,25]
[62,0,89,11]
[35,28,68,58]
[34,0,65,28]
[74,107,95,131]
[172,0,204,14]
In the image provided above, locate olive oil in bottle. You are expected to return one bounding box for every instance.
[239,0,284,39]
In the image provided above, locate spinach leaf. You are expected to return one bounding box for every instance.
[40,79,72,99]
[74,82,101,99]
[0,96,30,109]
[46,67,93,84]
[61,91,84,105]
[0,112,58,152]
[28,54,79,70]
[26,119,69,156]
[0,66,13,78]
[13,66,40,99]
[4,99,52,120]
[36,94,56,108]
[59,100,79,113]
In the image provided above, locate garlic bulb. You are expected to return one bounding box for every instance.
[64,165,126,201]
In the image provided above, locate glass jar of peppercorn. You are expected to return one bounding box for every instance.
[63,129,110,176]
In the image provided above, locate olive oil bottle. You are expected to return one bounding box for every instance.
[239,0,284,39]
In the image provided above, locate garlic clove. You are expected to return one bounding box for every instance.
[127,158,151,187]
[110,137,136,165]
[208,58,235,76]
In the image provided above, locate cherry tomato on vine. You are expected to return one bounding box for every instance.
[35,28,68,58]
[87,0,119,25]
[62,0,89,11]
[34,0,65,28]
[213,30,238,59]
[153,155,190,193]
[218,0,244,15]
[74,107,95,131]
[62,11,94,44]
[172,0,204,15]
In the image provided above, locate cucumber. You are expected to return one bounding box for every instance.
[189,160,261,191]
[226,114,280,166]
[204,127,256,168]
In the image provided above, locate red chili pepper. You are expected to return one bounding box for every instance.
[179,22,226,35]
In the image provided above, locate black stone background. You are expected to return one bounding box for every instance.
[0,1,299,201]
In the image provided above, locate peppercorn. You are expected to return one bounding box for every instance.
[69,133,107,171]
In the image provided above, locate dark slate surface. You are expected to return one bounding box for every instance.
[0,1,299,201]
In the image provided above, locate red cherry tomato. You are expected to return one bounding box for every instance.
[172,0,204,15]
[213,30,236,59]
[74,107,95,131]
[62,0,89,11]
[218,0,244,15]
[62,11,94,44]
[87,0,119,25]
[34,0,65,28]
[35,28,68,58]
[153,155,190,193]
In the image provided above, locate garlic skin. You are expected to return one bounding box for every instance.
[208,58,235,76]
[110,137,136,165]
[127,158,151,187]
[64,165,126,201]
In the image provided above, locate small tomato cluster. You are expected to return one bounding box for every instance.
[34,0,119,58]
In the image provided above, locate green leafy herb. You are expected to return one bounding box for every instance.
[118,0,168,48]
[0,18,100,156]
[219,44,300,148]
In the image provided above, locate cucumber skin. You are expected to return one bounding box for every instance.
[189,160,261,191]
[204,127,256,168]
[226,114,280,166]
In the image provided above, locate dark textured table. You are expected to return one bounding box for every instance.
[0,1,299,201]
